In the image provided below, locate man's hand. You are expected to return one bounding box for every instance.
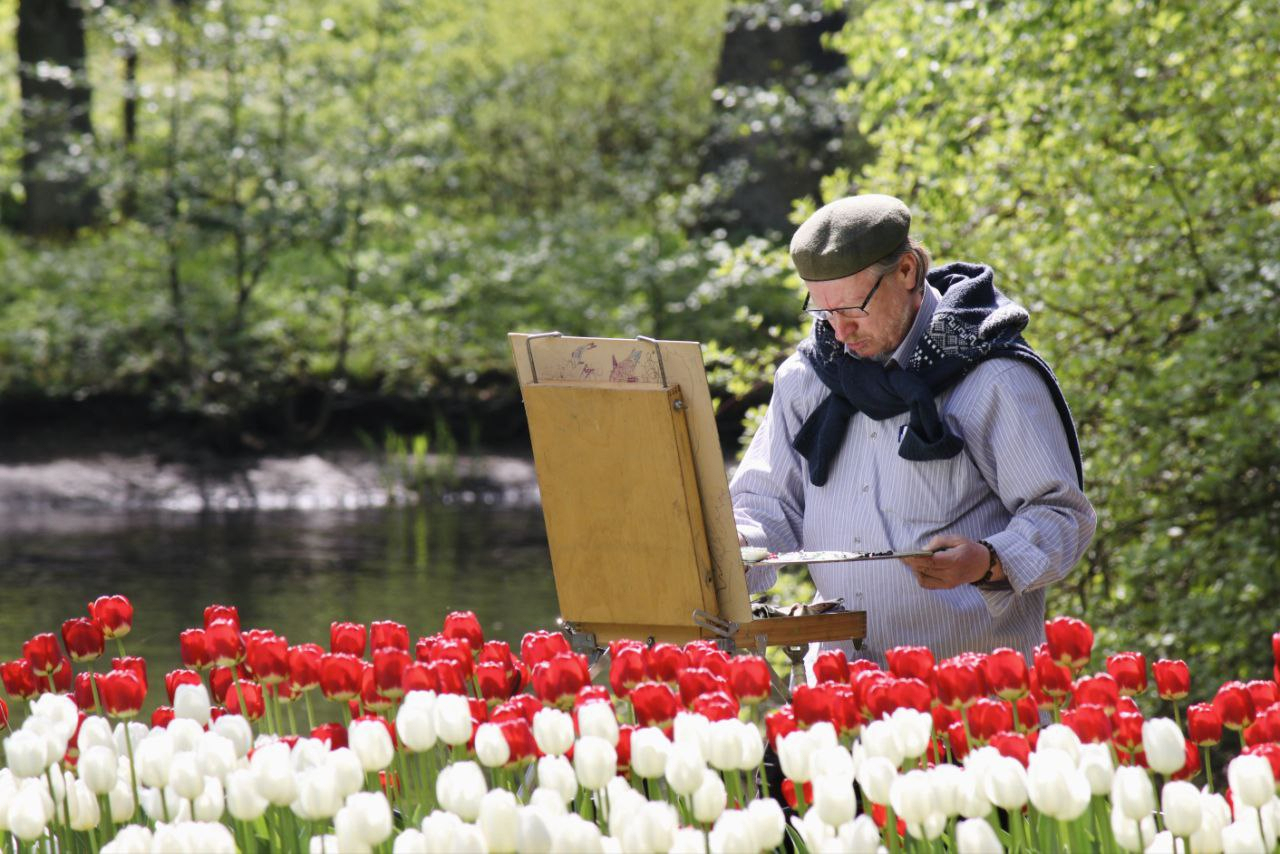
[901,534,1000,590]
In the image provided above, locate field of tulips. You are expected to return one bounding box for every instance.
[2,598,1279,853]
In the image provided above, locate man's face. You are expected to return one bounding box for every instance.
[806,258,921,360]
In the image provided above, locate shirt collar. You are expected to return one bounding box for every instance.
[887,284,940,368]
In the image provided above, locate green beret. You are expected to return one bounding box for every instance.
[789,194,911,281]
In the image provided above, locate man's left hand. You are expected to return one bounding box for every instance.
[902,535,997,589]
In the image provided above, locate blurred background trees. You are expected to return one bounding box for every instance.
[1,0,1276,684]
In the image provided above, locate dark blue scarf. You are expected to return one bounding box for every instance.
[793,262,1083,487]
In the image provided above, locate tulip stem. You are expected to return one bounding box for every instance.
[98,793,116,842]
[304,690,317,731]
[1202,747,1214,792]
[1009,808,1025,853]
[47,672,57,693]
[884,803,899,853]
[114,637,127,658]
[285,699,300,735]
[122,720,142,823]
[1171,702,1182,731]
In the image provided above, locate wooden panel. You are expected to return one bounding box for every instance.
[523,382,718,628]
[510,333,751,626]
[733,612,867,648]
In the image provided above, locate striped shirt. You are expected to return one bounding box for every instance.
[730,284,1096,669]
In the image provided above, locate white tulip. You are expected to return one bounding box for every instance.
[856,755,898,805]
[295,764,343,821]
[550,812,605,853]
[629,727,670,779]
[1110,805,1157,852]
[436,760,487,822]
[1038,723,1082,762]
[891,768,935,826]
[134,730,175,788]
[604,777,645,836]
[665,741,707,796]
[1112,765,1156,821]
[814,773,856,827]
[1161,780,1202,838]
[674,712,711,753]
[532,707,575,757]
[810,742,856,784]
[309,834,342,854]
[225,768,268,821]
[192,776,224,822]
[983,755,1028,811]
[327,747,365,798]
[194,731,237,782]
[706,719,743,772]
[339,791,394,847]
[1191,791,1231,854]
[211,715,253,759]
[166,718,203,755]
[451,822,488,853]
[619,800,678,853]
[1228,754,1276,809]
[33,693,79,741]
[65,777,101,831]
[79,744,119,794]
[1142,718,1186,776]
[433,693,473,746]
[841,813,883,852]
[1145,830,1180,854]
[1026,747,1091,821]
[709,809,758,853]
[168,751,205,801]
[516,805,554,854]
[889,707,933,760]
[250,740,298,806]
[113,720,148,758]
[1218,819,1265,854]
[957,816,1002,853]
[1078,742,1115,796]
[537,755,579,804]
[954,767,993,819]
[667,827,708,854]
[78,716,115,752]
[475,722,512,768]
[691,769,727,824]
[107,776,136,822]
[151,821,235,854]
[396,700,438,752]
[577,702,619,746]
[479,787,520,853]
[22,717,68,777]
[349,719,395,772]
[3,731,49,778]
[173,682,212,726]
[929,763,965,817]
[290,737,331,775]
[1232,801,1279,851]
[101,824,153,854]
[392,828,428,854]
[333,807,376,854]
[140,785,190,823]
[778,729,819,784]
[573,734,617,791]
[860,718,906,768]
[736,721,765,772]
[910,811,949,841]
[421,809,466,853]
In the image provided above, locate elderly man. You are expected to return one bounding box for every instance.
[730,194,1095,667]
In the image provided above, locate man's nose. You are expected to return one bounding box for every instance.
[832,314,861,337]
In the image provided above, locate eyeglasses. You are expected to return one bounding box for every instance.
[802,267,891,321]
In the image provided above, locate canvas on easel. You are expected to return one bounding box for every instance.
[510,332,865,652]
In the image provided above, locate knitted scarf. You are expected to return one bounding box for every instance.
[792,261,1083,488]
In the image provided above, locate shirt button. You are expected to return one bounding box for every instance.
[861,484,869,493]
[870,431,878,439]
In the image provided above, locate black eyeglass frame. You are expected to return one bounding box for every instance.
[801,266,892,321]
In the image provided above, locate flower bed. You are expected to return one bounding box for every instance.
[2,598,1279,852]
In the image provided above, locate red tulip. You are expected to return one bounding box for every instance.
[1061,705,1112,743]
[520,630,571,667]
[1171,738,1202,782]
[23,633,61,675]
[414,635,440,663]
[506,694,545,724]
[765,705,798,750]
[860,674,897,721]
[370,621,409,653]
[364,648,406,699]
[1,659,39,699]
[1032,643,1073,702]
[274,680,298,704]
[179,629,211,670]
[499,717,539,763]
[245,634,290,685]
[693,690,740,722]
[683,640,719,667]
[936,657,985,708]
[531,652,589,708]
[1152,659,1190,700]
[205,620,244,665]
[609,647,648,698]
[1105,652,1147,696]
[330,622,367,657]
[792,684,834,727]
[203,605,239,630]
[811,649,849,685]
[48,657,72,693]
[151,706,175,728]
[476,661,513,703]
[1112,711,1145,751]
[429,638,474,679]
[886,646,935,683]
[89,595,134,639]
[828,684,864,736]
[289,643,324,691]
[319,653,363,701]
[968,698,1013,742]
[699,650,732,682]
[629,682,679,728]
[990,731,1031,767]
[887,677,933,713]
[400,662,437,694]
[360,665,393,713]
[443,611,484,650]
[312,722,348,749]
[226,680,265,720]
[729,655,772,705]
[675,667,722,707]
[1045,616,1093,672]
[782,780,815,812]
[1072,674,1120,714]
[99,670,145,718]
[645,643,688,683]
[430,659,468,695]
[615,724,635,770]
[61,618,105,662]
[1212,681,1255,730]
[983,648,1030,701]
[574,685,612,711]
[1245,680,1280,715]
[1013,696,1039,730]
[209,667,235,705]
[479,642,525,695]
[932,703,961,734]
[947,720,971,761]
[165,669,203,704]
[112,657,148,693]
[73,672,102,711]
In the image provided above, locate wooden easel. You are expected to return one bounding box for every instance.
[510,332,865,657]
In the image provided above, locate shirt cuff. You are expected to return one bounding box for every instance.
[971,531,1036,619]
[735,525,777,595]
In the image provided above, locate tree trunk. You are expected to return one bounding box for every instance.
[16,0,99,236]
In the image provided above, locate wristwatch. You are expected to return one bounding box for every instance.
[971,540,1012,591]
